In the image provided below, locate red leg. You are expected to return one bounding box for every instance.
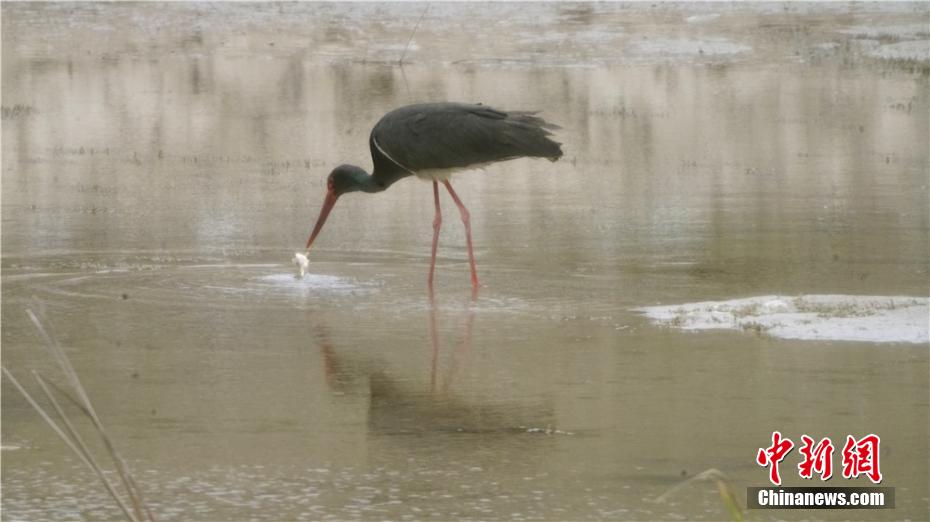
[428,181,442,288]
[441,180,480,288]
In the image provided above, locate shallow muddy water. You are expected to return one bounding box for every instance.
[2,3,929,521]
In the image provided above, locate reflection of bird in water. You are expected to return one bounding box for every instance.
[313,325,350,392]
[303,102,563,288]
[310,294,555,436]
[428,288,476,394]
[366,372,554,437]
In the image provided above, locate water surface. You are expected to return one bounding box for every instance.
[3,3,928,520]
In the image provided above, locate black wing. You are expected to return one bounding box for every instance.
[370,103,562,176]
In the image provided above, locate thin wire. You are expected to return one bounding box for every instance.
[399,3,430,65]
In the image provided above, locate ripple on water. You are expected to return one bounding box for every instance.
[10,254,578,318]
[256,272,355,290]
[17,262,379,311]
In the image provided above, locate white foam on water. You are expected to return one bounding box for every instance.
[867,40,930,62]
[630,37,751,57]
[837,24,930,39]
[634,295,929,344]
[2,272,80,282]
[685,13,721,24]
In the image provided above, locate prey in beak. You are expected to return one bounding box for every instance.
[292,252,310,278]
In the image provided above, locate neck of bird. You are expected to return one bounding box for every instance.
[346,166,387,194]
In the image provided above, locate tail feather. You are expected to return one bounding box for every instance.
[506,112,563,161]
[510,111,562,131]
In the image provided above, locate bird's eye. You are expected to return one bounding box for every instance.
[327,177,334,191]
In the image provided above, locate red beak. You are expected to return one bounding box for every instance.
[305,188,338,250]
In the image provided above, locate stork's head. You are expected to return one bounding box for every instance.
[327,164,370,197]
[305,165,370,252]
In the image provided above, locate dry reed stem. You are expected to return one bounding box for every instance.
[2,367,137,521]
[5,304,156,521]
[653,467,744,522]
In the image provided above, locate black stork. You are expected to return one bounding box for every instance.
[304,102,563,288]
